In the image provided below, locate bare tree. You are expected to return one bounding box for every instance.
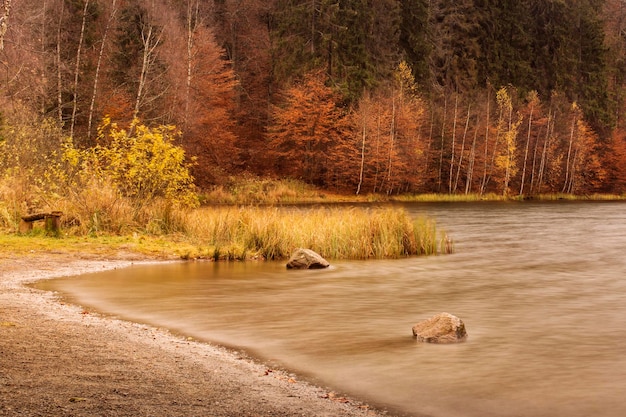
[69,0,90,139]
[56,2,65,125]
[87,0,119,142]
[562,103,580,193]
[519,91,538,196]
[453,103,471,193]
[132,17,163,123]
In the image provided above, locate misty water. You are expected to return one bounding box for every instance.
[36,201,626,417]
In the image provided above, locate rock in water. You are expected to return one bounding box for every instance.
[286,248,330,270]
[412,313,467,343]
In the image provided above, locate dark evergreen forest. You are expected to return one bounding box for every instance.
[2,0,626,195]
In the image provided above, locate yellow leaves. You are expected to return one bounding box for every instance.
[496,87,513,115]
[395,60,418,98]
[93,120,198,209]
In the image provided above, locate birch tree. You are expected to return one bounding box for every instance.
[87,0,119,142]
[494,87,520,196]
[69,0,90,139]
[0,0,10,51]
[519,90,539,196]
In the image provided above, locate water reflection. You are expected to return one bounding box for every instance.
[36,201,626,417]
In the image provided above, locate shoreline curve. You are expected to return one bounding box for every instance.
[0,253,390,417]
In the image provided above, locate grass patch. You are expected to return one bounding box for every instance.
[183,206,450,260]
[203,177,334,204]
[1,206,450,261]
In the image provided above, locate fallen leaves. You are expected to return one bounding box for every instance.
[69,397,87,403]
[320,391,350,403]
[262,369,297,383]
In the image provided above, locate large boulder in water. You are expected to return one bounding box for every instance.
[412,313,467,343]
[286,248,330,270]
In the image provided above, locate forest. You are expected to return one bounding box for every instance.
[2,0,626,197]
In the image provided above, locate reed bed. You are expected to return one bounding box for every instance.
[183,206,449,260]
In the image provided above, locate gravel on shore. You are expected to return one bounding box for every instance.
[0,254,391,417]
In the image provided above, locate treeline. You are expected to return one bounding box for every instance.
[2,0,626,195]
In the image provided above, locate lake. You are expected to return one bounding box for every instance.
[35,201,626,417]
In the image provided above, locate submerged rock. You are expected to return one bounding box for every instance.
[412,312,467,343]
[286,248,330,270]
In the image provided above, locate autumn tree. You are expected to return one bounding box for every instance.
[213,0,274,169]
[267,70,353,188]
[166,1,240,187]
[350,62,425,195]
[604,128,626,193]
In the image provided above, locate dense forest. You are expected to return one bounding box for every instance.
[2,0,626,196]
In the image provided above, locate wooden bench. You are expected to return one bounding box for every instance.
[19,211,63,234]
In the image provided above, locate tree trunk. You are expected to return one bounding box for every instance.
[453,103,471,193]
[356,117,367,195]
[69,0,90,140]
[537,110,553,193]
[437,95,447,192]
[0,0,11,51]
[56,2,64,125]
[519,100,535,196]
[480,87,491,195]
[529,123,544,195]
[184,0,200,131]
[132,20,163,124]
[87,0,118,142]
[448,93,458,193]
[466,123,478,194]
[562,111,578,193]
[386,96,396,195]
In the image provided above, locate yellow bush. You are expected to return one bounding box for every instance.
[90,118,198,209]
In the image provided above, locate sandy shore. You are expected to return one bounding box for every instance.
[0,253,390,417]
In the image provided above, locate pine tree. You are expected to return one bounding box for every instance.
[399,0,430,87]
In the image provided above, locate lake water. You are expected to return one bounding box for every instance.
[36,201,626,417]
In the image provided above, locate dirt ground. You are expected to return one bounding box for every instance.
[0,253,392,417]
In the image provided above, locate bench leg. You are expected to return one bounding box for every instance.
[45,216,61,236]
[19,220,33,234]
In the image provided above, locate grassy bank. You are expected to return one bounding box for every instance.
[204,178,626,204]
[0,206,451,261]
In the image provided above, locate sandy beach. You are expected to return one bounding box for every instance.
[0,253,390,417]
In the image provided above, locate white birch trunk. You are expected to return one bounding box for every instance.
[0,0,11,51]
[87,0,118,142]
[69,0,90,139]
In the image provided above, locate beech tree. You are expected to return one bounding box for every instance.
[267,70,352,187]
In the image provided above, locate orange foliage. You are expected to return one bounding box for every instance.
[604,128,626,193]
[267,70,354,188]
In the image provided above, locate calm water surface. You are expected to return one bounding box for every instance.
[37,202,626,417]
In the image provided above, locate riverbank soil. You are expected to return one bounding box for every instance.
[0,253,385,417]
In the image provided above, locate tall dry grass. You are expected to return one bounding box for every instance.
[183,206,449,260]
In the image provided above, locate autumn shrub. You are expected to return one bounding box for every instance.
[0,110,198,234]
[53,119,199,233]
[90,119,199,209]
